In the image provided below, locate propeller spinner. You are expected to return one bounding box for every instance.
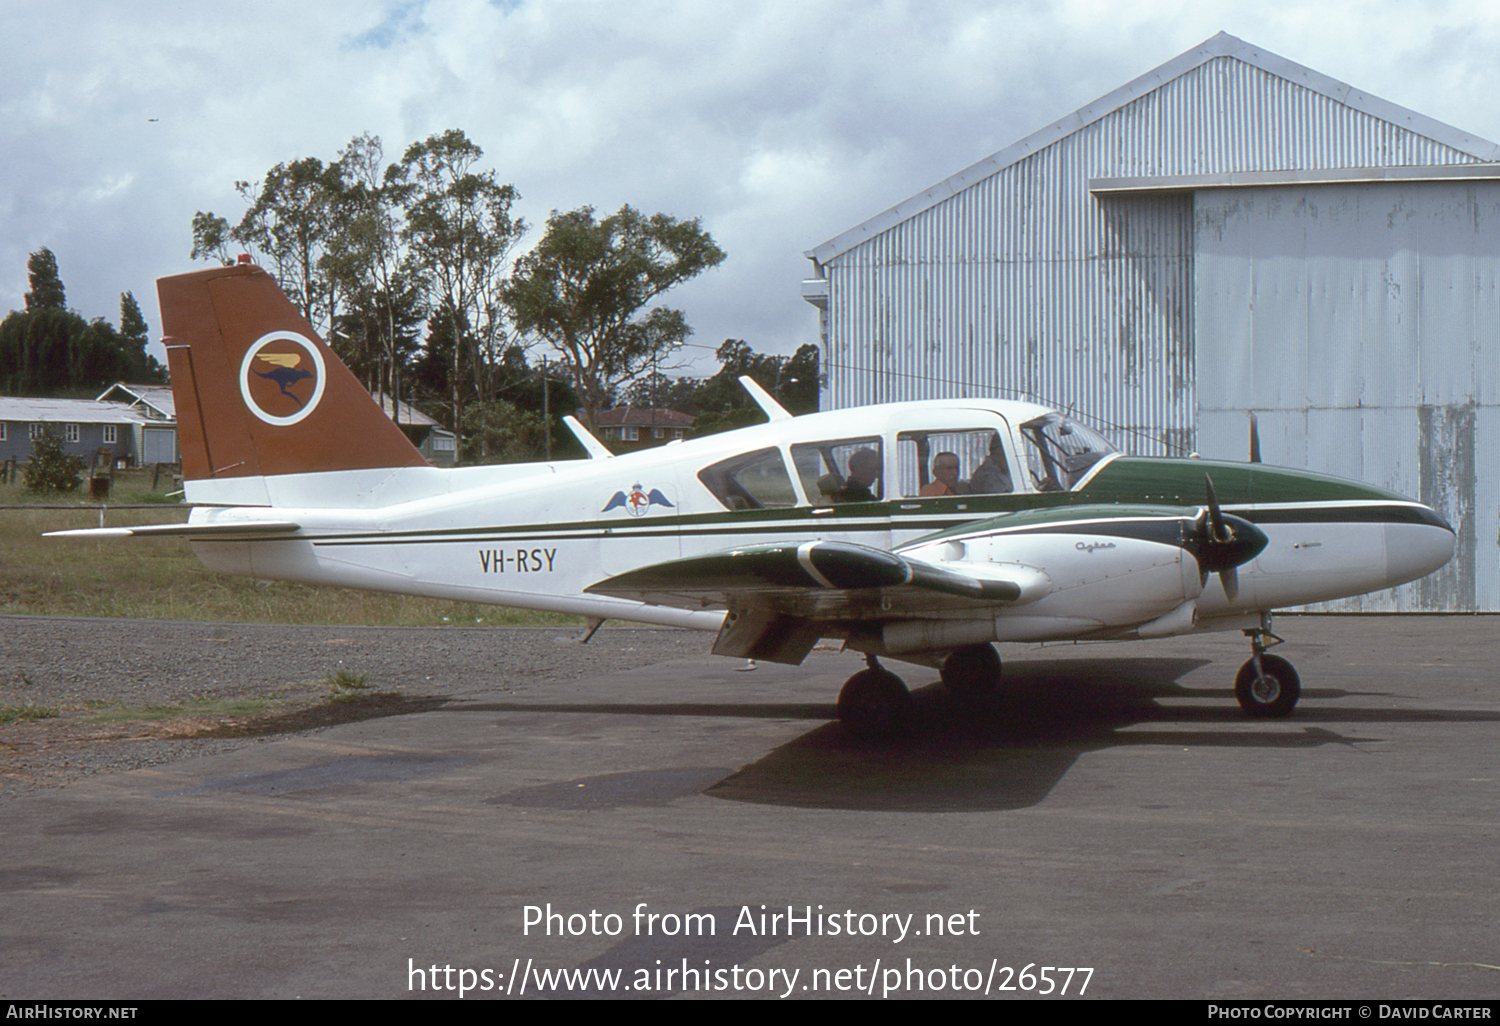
[1189,475,1268,600]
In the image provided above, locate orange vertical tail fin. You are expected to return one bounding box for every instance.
[159,263,428,482]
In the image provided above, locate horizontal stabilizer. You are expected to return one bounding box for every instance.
[45,521,301,540]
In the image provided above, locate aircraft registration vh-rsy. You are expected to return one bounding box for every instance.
[52,262,1456,739]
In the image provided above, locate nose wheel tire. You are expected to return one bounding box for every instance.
[837,667,913,740]
[1234,654,1301,718]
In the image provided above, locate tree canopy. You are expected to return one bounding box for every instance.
[621,338,821,438]
[503,205,726,430]
[24,248,66,312]
[192,130,532,454]
[387,129,527,429]
[1,249,166,394]
[186,131,810,464]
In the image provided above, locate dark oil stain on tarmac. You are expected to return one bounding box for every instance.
[486,766,735,810]
[43,806,315,841]
[0,866,86,892]
[156,752,468,796]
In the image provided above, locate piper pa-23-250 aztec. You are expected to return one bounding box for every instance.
[52,263,1456,739]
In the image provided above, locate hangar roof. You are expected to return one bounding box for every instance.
[808,32,1500,265]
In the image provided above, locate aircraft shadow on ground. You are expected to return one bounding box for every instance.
[707,656,1310,812]
[463,654,1490,812]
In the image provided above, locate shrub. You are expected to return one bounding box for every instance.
[23,428,85,493]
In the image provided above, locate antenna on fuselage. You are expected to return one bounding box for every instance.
[564,416,614,460]
[738,375,793,421]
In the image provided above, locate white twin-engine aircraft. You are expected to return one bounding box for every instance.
[53,263,1456,738]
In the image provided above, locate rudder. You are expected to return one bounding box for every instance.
[160,263,427,483]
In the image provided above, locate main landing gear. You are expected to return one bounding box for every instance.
[837,655,913,740]
[940,644,1003,698]
[1235,613,1301,718]
[837,644,1005,740]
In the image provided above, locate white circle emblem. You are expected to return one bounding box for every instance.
[239,331,327,426]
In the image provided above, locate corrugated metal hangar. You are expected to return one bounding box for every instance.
[803,31,1499,612]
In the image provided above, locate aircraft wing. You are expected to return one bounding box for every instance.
[587,539,1033,611]
[45,521,301,540]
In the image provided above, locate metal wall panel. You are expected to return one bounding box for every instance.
[1195,182,1500,611]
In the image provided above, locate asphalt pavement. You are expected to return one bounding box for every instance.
[3,615,1497,1000]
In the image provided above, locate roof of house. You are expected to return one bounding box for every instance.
[0,396,153,425]
[96,383,175,420]
[596,407,695,429]
[373,392,441,428]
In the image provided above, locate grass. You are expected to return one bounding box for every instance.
[81,680,339,727]
[0,466,182,505]
[0,703,59,725]
[83,695,286,726]
[326,669,372,702]
[1,472,584,628]
[72,676,434,740]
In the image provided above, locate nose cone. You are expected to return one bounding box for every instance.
[1385,512,1456,587]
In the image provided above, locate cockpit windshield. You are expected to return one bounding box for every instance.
[1019,414,1117,491]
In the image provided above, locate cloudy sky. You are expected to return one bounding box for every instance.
[5,0,1500,375]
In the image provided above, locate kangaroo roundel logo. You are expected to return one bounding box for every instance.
[239,331,327,426]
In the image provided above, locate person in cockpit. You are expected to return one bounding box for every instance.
[968,435,1013,494]
[919,452,968,496]
[833,448,882,503]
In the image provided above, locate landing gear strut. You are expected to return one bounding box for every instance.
[837,654,912,740]
[940,643,1002,698]
[1235,613,1301,718]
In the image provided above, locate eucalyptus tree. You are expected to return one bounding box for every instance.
[503,205,725,431]
[190,157,350,336]
[323,133,421,403]
[386,129,527,435]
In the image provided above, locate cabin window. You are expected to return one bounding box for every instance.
[789,437,883,504]
[1019,413,1116,491]
[895,429,1012,497]
[698,447,798,511]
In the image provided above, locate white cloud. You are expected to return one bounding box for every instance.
[4,0,1500,368]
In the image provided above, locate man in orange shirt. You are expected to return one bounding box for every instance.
[919,452,967,496]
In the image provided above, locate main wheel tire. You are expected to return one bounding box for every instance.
[1235,654,1301,718]
[940,644,1002,698]
[837,668,913,740]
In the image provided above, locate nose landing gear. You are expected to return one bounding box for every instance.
[1235,614,1301,718]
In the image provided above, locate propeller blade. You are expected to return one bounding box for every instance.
[1205,474,1229,543]
[1249,412,1262,464]
[1191,474,1269,579]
